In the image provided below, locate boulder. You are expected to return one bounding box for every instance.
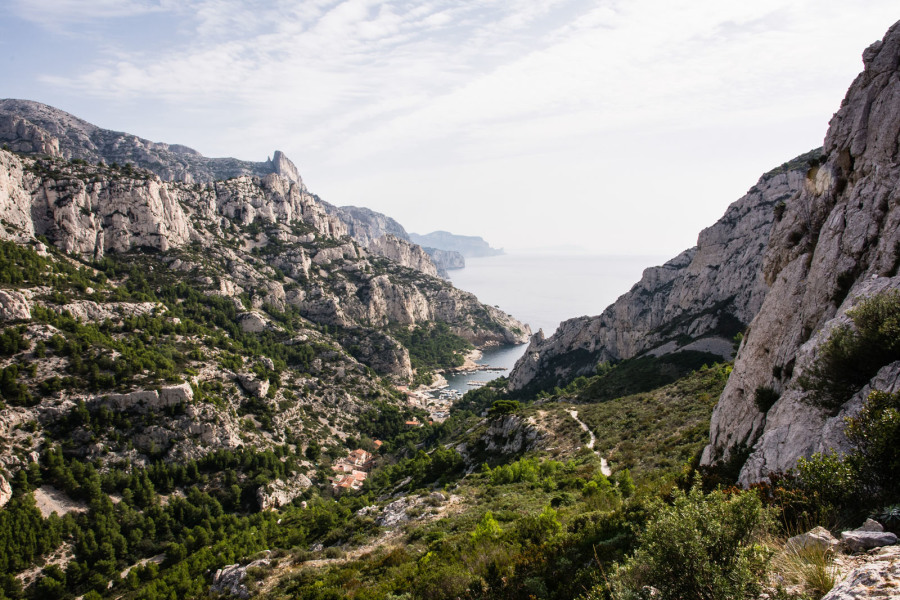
[841,530,898,553]
[858,518,884,532]
[786,526,840,553]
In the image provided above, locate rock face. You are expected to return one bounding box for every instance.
[324,204,447,276]
[98,383,193,413]
[211,558,271,599]
[423,247,466,273]
[0,99,295,184]
[367,235,440,277]
[702,22,900,482]
[0,290,32,321]
[256,473,313,510]
[508,150,814,392]
[328,205,410,247]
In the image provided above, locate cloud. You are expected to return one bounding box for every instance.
[8,0,176,30]
[18,0,900,253]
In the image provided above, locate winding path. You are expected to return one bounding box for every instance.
[567,409,612,476]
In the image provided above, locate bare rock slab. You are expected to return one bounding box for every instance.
[822,546,900,600]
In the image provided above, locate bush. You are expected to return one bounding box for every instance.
[791,389,900,524]
[845,389,900,503]
[794,451,857,524]
[755,386,780,413]
[608,483,773,600]
[800,291,900,412]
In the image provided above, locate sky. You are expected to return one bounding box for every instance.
[1,1,897,256]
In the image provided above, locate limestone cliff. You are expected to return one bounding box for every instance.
[511,21,900,484]
[0,99,296,184]
[328,205,410,247]
[423,247,466,273]
[701,22,900,482]
[366,235,440,278]
[324,203,451,277]
[0,147,529,378]
[508,150,817,392]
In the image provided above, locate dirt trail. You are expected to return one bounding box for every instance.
[567,409,612,476]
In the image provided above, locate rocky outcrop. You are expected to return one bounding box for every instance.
[237,374,270,398]
[0,114,60,156]
[0,99,295,184]
[97,383,193,413]
[211,557,271,599]
[339,329,413,379]
[256,473,313,510]
[327,205,410,247]
[0,151,346,259]
[702,22,900,482]
[323,204,448,277]
[822,546,900,600]
[423,247,465,273]
[45,300,159,323]
[0,290,31,321]
[237,311,268,333]
[367,235,439,277]
[508,151,814,392]
[0,474,12,508]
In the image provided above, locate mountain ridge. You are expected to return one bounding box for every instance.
[509,21,900,484]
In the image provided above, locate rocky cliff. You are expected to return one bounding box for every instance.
[323,204,461,277]
[510,21,900,484]
[0,149,528,363]
[328,205,410,248]
[508,149,818,392]
[0,133,530,487]
[0,99,296,184]
[701,22,900,483]
[423,247,466,273]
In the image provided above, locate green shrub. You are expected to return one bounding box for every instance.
[873,504,900,532]
[792,389,900,523]
[755,386,780,413]
[794,451,857,524]
[800,291,900,412]
[845,389,900,503]
[607,483,773,600]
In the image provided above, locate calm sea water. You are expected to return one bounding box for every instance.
[442,252,668,393]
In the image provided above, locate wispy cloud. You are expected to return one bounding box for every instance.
[9,0,177,30]
[9,0,900,252]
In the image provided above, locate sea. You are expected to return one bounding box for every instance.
[442,252,669,394]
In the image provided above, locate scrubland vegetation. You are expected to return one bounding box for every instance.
[0,241,898,600]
